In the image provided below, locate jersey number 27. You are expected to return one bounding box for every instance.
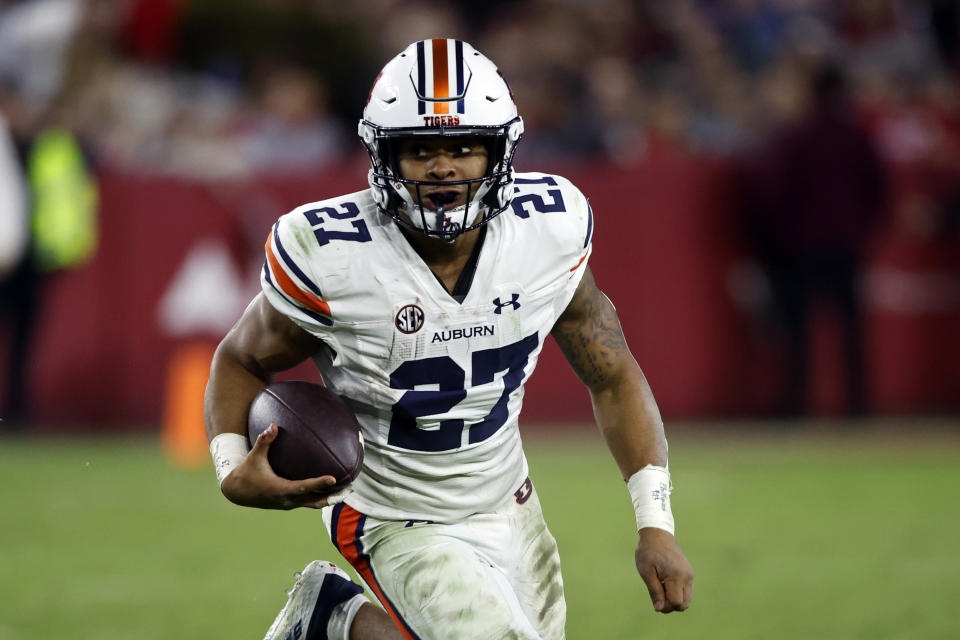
[388,333,539,452]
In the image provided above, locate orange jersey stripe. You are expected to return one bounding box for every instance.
[335,505,418,640]
[432,38,449,114]
[264,231,332,317]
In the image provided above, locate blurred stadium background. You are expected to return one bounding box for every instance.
[1,1,958,638]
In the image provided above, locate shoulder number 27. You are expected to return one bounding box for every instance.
[303,202,372,246]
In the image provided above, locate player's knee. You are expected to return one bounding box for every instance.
[392,551,518,632]
[400,550,470,603]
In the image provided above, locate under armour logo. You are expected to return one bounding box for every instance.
[514,476,533,504]
[493,293,521,314]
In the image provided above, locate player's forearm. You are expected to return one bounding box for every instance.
[551,271,669,474]
[590,362,669,480]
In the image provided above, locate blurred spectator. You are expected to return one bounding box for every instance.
[0,0,954,179]
[0,0,84,117]
[234,63,345,174]
[0,0,99,428]
[929,0,960,72]
[0,109,29,428]
[373,0,467,57]
[0,122,98,428]
[1,0,957,425]
[0,115,98,427]
[0,111,26,276]
[176,0,376,126]
[481,4,607,165]
[584,56,649,164]
[745,60,887,417]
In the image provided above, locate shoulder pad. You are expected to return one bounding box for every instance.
[260,189,376,329]
[509,172,593,263]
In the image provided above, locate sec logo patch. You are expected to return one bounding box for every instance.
[395,304,425,334]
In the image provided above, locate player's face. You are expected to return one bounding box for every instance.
[395,137,489,212]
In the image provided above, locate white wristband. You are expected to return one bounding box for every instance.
[627,464,675,535]
[210,433,250,487]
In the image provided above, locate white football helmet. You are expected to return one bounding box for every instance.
[359,39,524,242]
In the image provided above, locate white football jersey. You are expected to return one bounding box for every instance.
[261,172,593,522]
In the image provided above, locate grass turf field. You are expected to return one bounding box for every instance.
[1,420,958,639]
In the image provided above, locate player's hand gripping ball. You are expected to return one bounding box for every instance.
[247,381,364,484]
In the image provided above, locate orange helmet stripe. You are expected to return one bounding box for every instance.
[432,38,449,114]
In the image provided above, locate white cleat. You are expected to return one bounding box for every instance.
[263,561,362,640]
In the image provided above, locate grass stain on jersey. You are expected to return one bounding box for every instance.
[293,226,316,255]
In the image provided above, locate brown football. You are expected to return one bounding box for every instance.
[247,381,364,483]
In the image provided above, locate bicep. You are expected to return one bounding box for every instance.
[551,267,637,392]
[217,293,325,380]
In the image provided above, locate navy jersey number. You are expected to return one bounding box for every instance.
[511,176,566,218]
[388,333,540,451]
[388,357,467,452]
[303,202,372,246]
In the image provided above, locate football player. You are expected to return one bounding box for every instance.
[205,39,694,640]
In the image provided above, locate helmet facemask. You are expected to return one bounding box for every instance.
[360,121,522,243]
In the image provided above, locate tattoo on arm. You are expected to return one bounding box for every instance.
[552,273,631,389]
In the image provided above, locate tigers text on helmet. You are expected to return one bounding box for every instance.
[359,39,524,242]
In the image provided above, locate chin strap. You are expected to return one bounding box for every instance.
[435,204,463,243]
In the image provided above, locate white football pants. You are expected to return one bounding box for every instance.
[323,477,566,639]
